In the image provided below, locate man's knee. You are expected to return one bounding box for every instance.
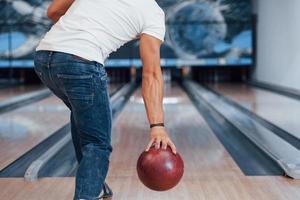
[80,134,112,152]
[81,142,113,158]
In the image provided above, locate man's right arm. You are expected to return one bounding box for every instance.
[140,33,176,154]
[47,0,74,22]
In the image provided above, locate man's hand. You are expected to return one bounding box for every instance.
[145,127,177,154]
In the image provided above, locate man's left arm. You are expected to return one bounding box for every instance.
[47,0,75,22]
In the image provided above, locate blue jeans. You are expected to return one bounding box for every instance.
[34,51,112,200]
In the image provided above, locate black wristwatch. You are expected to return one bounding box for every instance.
[150,123,165,129]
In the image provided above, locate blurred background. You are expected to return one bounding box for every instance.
[1,0,298,90]
[0,0,254,83]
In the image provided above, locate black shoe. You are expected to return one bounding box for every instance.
[100,182,113,199]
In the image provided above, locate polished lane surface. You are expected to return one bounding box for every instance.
[0,85,45,101]
[0,96,70,170]
[106,84,249,199]
[0,83,121,171]
[1,84,300,200]
[209,83,300,140]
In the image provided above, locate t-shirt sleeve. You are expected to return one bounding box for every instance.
[141,9,166,42]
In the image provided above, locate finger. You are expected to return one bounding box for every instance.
[145,138,155,151]
[168,141,177,154]
[155,138,162,149]
[162,139,168,150]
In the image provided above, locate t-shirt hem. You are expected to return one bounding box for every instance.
[36,45,105,65]
[141,31,165,42]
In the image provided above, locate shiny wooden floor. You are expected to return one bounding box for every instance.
[0,96,70,170]
[1,84,300,200]
[0,85,44,101]
[209,83,300,140]
[0,84,120,171]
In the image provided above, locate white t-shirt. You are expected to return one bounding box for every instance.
[36,0,165,65]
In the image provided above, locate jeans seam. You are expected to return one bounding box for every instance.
[103,86,112,145]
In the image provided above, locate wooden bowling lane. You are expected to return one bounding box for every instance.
[106,83,300,199]
[208,83,300,140]
[107,83,239,199]
[1,83,300,200]
[0,84,44,101]
[0,96,70,170]
[1,176,300,200]
[0,83,121,171]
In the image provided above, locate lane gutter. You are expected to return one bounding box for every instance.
[24,82,137,180]
[0,88,52,114]
[183,80,300,179]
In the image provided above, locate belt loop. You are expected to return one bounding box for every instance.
[47,51,53,68]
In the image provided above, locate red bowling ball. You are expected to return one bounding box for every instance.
[136,146,184,191]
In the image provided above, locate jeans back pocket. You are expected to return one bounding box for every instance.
[57,74,94,111]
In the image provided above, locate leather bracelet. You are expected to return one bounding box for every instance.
[150,123,165,129]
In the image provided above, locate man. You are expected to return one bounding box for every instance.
[34,0,177,199]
